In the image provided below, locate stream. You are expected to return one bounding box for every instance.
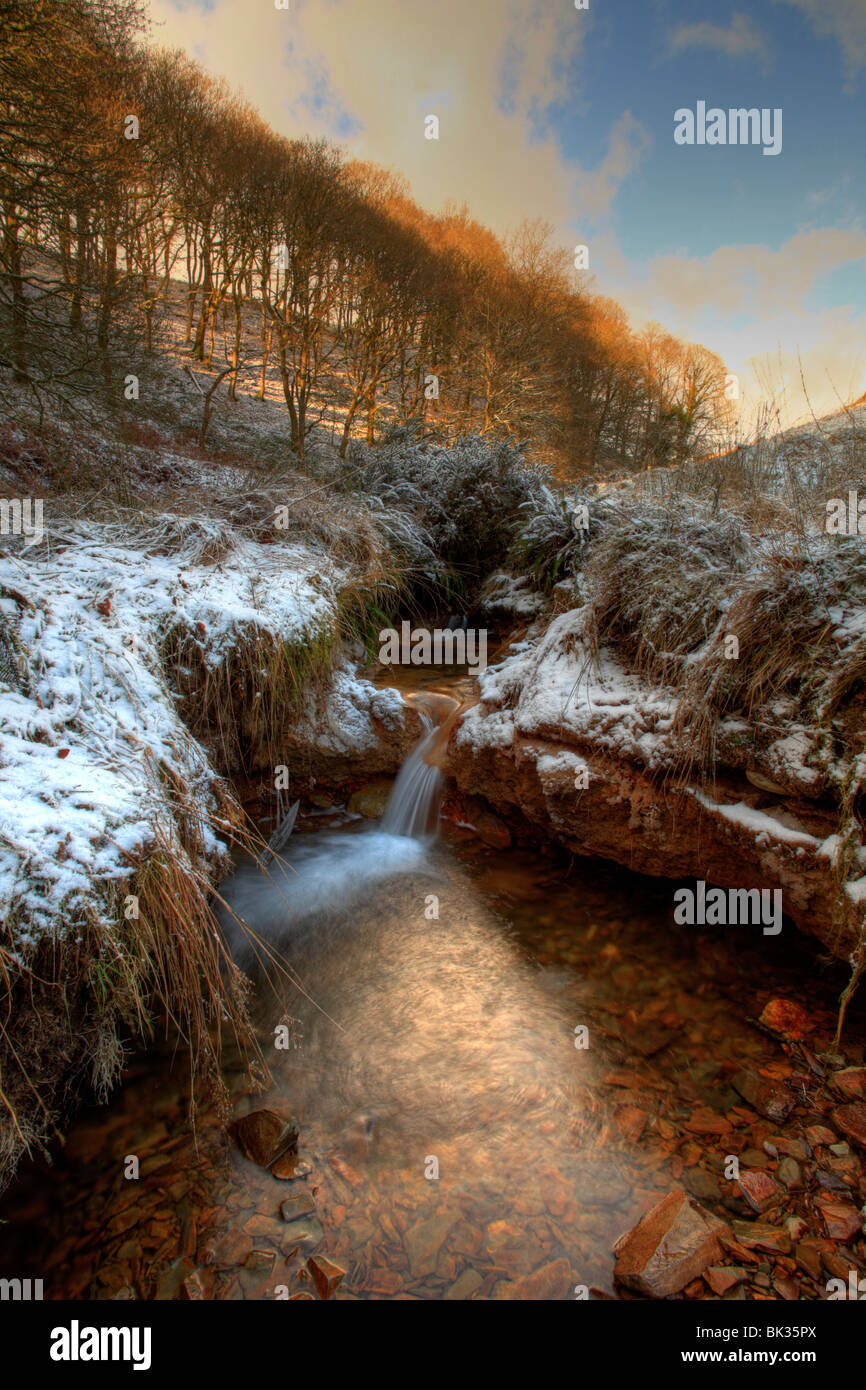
[0,668,863,1301]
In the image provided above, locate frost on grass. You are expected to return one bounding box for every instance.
[0,524,343,952]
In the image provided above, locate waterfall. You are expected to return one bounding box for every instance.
[381,715,444,838]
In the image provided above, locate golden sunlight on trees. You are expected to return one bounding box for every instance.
[0,0,733,475]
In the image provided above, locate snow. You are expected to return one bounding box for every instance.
[0,518,363,953]
[688,790,820,849]
[457,607,676,770]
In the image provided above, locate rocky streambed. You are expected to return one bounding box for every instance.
[1,806,864,1302]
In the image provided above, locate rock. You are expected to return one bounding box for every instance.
[443,705,861,965]
[404,1213,458,1278]
[232,1109,299,1168]
[794,1239,823,1280]
[615,1105,648,1142]
[804,1124,837,1147]
[493,1258,572,1300]
[773,1274,800,1300]
[625,1020,681,1059]
[831,1102,866,1149]
[731,1071,794,1124]
[463,797,512,850]
[767,1136,809,1161]
[180,1270,207,1300]
[683,1169,721,1202]
[758,998,812,1041]
[831,1067,866,1101]
[363,1269,403,1296]
[280,1216,324,1252]
[730,1221,791,1255]
[443,1268,484,1300]
[737,1169,781,1214]
[271,1154,312,1181]
[244,1249,275,1272]
[682,1111,732,1136]
[307,1255,346,1300]
[613,1191,729,1299]
[815,1197,862,1243]
[280,1191,316,1223]
[579,1162,631,1208]
[347,780,393,819]
[705,1266,746,1296]
[740,1148,770,1170]
[776,1158,803,1191]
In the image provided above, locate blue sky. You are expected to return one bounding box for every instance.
[148,0,865,426]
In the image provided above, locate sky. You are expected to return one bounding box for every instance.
[146,0,866,431]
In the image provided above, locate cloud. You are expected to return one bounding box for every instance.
[668,13,770,65]
[146,0,646,233]
[775,0,866,83]
[597,229,866,428]
[647,229,866,321]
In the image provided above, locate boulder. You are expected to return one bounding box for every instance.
[231,1108,299,1168]
[613,1191,729,1298]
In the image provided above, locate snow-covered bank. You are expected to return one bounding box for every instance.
[446,604,866,974]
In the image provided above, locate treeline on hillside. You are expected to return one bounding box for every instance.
[0,0,733,474]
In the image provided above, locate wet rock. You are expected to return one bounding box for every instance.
[740,1148,770,1170]
[731,1071,794,1125]
[615,1106,649,1142]
[757,998,812,1041]
[347,780,393,819]
[232,1109,299,1168]
[626,1019,681,1059]
[271,1154,312,1181]
[785,1216,808,1243]
[280,1216,325,1252]
[362,1269,403,1296]
[682,1169,721,1203]
[579,1163,631,1208]
[773,1273,800,1300]
[776,1158,803,1192]
[405,1213,457,1278]
[805,1124,837,1147]
[613,1191,729,1299]
[767,1135,809,1161]
[831,1067,866,1102]
[730,1221,791,1255]
[307,1254,346,1300]
[831,1102,866,1150]
[244,1249,276,1272]
[179,1273,207,1301]
[815,1197,862,1243]
[815,1166,852,1193]
[794,1239,823,1280]
[462,797,512,850]
[280,1191,316,1223]
[493,1257,571,1300]
[444,1269,484,1300]
[737,1169,781,1214]
[705,1266,746,1296]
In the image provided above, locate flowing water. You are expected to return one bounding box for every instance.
[0,678,862,1301]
